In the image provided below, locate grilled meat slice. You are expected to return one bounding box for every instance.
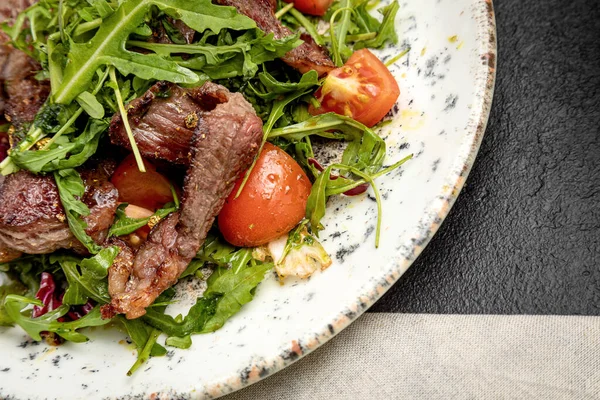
[104,82,263,319]
[1,0,49,132]
[105,237,135,300]
[0,45,50,132]
[0,162,119,255]
[286,33,336,76]
[109,82,213,165]
[0,45,9,120]
[0,246,22,263]
[80,159,119,245]
[216,0,335,76]
[0,171,76,254]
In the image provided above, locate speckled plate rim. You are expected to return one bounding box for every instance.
[204,1,497,398]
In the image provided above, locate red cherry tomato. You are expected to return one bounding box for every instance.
[218,143,312,247]
[284,0,334,16]
[111,154,174,211]
[309,49,400,127]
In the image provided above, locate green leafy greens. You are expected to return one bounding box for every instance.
[53,168,103,254]
[0,0,410,377]
[109,187,180,237]
[130,30,302,81]
[53,247,119,305]
[4,295,110,342]
[54,0,256,104]
[143,240,273,338]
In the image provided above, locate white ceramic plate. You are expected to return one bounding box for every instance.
[0,0,496,398]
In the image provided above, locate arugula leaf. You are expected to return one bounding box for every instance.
[354,1,399,50]
[87,0,115,19]
[288,8,324,46]
[3,295,110,342]
[201,257,273,333]
[126,327,164,376]
[51,247,119,305]
[305,165,334,232]
[0,255,48,296]
[142,295,221,337]
[180,234,236,278]
[108,201,178,237]
[76,91,105,119]
[134,30,301,80]
[330,0,353,66]
[0,255,52,326]
[305,155,412,243]
[2,67,110,176]
[269,112,386,173]
[11,119,108,173]
[249,70,319,101]
[165,334,192,349]
[109,187,179,237]
[119,317,167,375]
[54,168,102,254]
[120,288,177,374]
[353,0,382,33]
[33,104,70,135]
[321,0,399,48]
[120,317,167,356]
[0,272,29,326]
[143,242,272,336]
[54,0,257,104]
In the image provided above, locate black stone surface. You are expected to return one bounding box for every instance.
[371,0,600,314]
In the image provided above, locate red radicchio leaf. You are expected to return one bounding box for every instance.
[0,133,8,162]
[342,183,370,196]
[32,272,62,318]
[68,300,95,321]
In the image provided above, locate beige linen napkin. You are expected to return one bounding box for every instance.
[223,313,600,399]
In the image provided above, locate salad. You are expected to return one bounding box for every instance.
[0,0,411,374]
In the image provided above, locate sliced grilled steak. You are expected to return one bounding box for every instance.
[80,159,119,245]
[104,82,263,319]
[0,1,48,133]
[1,47,50,132]
[105,237,135,298]
[0,246,22,263]
[0,171,75,254]
[0,45,9,120]
[216,0,335,76]
[109,82,213,165]
[0,162,119,255]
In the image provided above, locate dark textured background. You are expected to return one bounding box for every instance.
[371,0,600,314]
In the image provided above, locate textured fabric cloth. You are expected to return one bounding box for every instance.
[223,313,600,399]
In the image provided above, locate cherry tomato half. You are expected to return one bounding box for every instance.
[284,0,334,16]
[218,143,312,247]
[309,49,400,127]
[111,154,174,211]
